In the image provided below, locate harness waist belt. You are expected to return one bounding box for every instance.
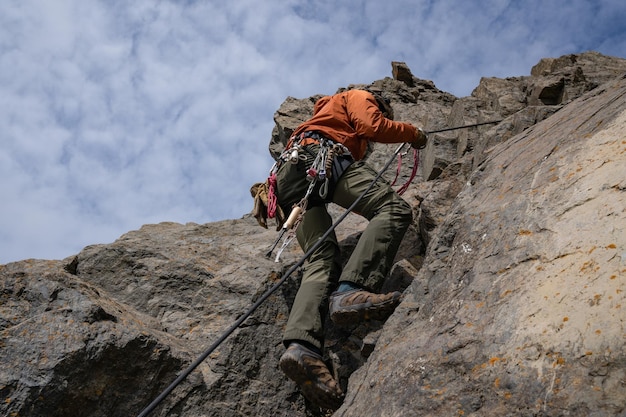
[299,131,352,156]
[302,131,327,141]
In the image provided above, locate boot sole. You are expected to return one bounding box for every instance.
[280,354,343,410]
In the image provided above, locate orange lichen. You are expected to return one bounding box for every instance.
[580,260,599,273]
[489,357,502,366]
[472,363,488,372]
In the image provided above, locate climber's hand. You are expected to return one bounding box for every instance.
[411,127,428,149]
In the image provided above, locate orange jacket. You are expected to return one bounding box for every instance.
[291,89,417,160]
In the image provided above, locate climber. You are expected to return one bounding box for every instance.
[267,88,427,410]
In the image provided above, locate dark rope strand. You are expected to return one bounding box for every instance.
[424,120,501,134]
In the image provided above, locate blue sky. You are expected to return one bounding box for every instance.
[1,0,625,263]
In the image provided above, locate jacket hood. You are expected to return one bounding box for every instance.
[313,96,331,115]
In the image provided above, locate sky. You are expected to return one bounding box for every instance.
[1,0,625,264]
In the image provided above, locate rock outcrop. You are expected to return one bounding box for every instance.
[1,52,625,417]
[337,67,626,417]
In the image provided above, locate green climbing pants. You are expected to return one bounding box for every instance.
[275,146,413,350]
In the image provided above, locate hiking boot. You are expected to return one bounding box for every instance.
[329,289,401,325]
[279,343,344,410]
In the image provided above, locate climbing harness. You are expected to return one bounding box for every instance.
[136,119,502,417]
[265,132,351,261]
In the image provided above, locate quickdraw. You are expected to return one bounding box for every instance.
[272,199,306,262]
[266,133,347,261]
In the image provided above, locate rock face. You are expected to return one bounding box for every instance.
[337,71,626,417]
[1,52,625,417]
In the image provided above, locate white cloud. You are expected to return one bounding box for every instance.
[0,0,624,263]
